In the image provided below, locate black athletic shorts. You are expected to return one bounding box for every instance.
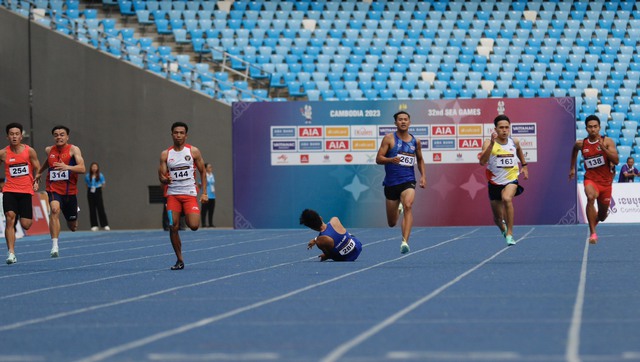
[488,181,524,201]
[47,192,78,221]
[3,192,33,219]
[384,181,416,201]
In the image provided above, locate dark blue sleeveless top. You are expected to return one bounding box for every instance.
[319,222,361,261]
[383,132,418,187]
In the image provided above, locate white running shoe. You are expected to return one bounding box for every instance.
[6,252,17,264]
[398,203,404,215]
[50,246,59,258]
[91,226,99,232]
[103,226,111,231]
[400,241,410,254]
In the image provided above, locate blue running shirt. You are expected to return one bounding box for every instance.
[383,132,418,187]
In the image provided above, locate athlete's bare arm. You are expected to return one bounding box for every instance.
[569,140,584,180]
[514,138,529,180]
[29,147,42,191]
[190,146,208,203]
[601,137,619,165]
[414,137,427,188]
[158,150,171,185]
[375,134,399,165]
[35,147,51,180]
[63,145,86,174]
[311,235,333,261]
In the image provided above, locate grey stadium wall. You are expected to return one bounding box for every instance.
[0,8,234,230]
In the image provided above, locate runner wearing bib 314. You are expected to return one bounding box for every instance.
[35,125,86,258]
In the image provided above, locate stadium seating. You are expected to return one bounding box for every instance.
[3,0,639,166]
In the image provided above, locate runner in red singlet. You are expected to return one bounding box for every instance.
[569,115,619,244]
[1,123,42,264]
[35,125,86,258]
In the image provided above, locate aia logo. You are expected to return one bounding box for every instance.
[326,140,349,150]
[299,127,322,137]
[432,125,455,136]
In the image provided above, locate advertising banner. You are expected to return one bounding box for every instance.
[0,191,49,237]
[577,183,640,223]
[233,98,577,228]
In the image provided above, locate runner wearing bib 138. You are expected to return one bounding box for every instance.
[569,114,619,245]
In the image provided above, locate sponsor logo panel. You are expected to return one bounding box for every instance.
[271,127,296,138]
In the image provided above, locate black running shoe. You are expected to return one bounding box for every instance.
[170,261,184,270]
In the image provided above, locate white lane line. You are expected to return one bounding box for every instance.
[565,237,590,362]
[1,230,399,299]
[0,232,406,327]
[0,355,45,361]
[147,352,279,360]
[0,242,304,300]
[73,230,479,362]
[387,350,521,360]
[0,231,306,279]
[321,228,535,362]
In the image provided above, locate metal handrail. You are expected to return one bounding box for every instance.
[2,0,273,103]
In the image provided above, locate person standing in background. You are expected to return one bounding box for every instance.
[1,123,41,264]
[200,163,216,228]
[618,156,639,183]
[36,125,86,258]
[85,162,110,231]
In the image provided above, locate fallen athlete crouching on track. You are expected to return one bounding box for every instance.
[300,209,362,262]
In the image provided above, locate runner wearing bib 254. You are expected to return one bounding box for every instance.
[1,122,42,265]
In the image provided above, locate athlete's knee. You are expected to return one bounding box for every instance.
[20,219,33,230]
[597,208,609,222]
[586,193,598,203]
[68,221,78,232]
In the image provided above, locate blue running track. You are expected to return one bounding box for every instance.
[1,224,639,362]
